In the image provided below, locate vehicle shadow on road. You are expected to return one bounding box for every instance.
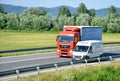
[103,52,120,57]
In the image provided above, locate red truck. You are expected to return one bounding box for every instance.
[56,26,102,57]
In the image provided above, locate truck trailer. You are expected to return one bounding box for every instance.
[56,26,102,57]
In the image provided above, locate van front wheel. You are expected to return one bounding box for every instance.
[100,54,103,57]
[83,56,90,59]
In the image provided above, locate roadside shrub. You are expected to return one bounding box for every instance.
[108,22,120,33]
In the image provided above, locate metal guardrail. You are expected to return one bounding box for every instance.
[0,55,120,76]
[103,42,120,44]
[0,42,120,54]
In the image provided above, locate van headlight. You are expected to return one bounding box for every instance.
[72,55,75,58]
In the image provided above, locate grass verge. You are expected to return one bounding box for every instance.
[11,61,120,81]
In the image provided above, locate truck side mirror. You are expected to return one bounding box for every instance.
[56,35,58,41]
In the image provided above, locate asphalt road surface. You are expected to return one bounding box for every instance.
[0,46,120,72]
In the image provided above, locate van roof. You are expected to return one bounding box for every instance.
[76,40,102,46]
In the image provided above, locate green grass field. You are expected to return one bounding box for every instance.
[0,30,57,50]
[11,62,120,81]
[0,31,120,50]
[102,33,120,42]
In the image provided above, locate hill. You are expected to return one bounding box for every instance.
[0,4,120,17]
[0,4,27,13]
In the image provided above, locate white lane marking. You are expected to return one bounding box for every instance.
[0,56,57,64]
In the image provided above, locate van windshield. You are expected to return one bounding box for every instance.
[58,35,73,42]
[74,46,89,52]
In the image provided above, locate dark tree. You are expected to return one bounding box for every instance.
[108,5,116,14]
[0,6,7,14]
[77,3,88,14]
[88,9,95,17]
[58,6,71,17]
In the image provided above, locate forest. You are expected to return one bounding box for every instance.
[0,3,120,33]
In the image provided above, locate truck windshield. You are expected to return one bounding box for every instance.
[58,35,73,42]
[74,46,89,52]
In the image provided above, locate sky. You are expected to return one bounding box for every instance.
[0,0,120,9]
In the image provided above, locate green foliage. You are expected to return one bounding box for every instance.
[76,14,91,26]
[19,15,33,30]
[107,14,120,33]
[0,13,7,29]
[108,22,120,33]
[91,17,102,26]
[0,3,120,33]
[22,7,47,16]
[101,22,108,33]
[6,13,20,30]
[57,15,69,30]
[34,15,51,31]
[88,9,96,17]
[77,3,88,14]
[0,6,6,14]
[58,6,71,17]
[108,5,116,14]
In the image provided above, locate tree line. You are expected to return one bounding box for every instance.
[0,3,120,33]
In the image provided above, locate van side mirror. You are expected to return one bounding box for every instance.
[88,46,93,53]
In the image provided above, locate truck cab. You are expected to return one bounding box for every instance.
[56,27,80,57]
[72,40,103,60]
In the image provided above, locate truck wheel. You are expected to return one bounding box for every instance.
[72,58,74,61]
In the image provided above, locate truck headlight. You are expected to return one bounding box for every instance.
[70,50,73,53]
[57,49,60,52]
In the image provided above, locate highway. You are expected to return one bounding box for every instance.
[0,46,120,75]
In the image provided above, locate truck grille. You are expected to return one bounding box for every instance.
[61,50,68,52]
[61,50,68,55]
[60,44,70,48]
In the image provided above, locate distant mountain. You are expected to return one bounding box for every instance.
[0,4,27,13]
[96,8,120,17]
[0,4,77,17]
[44,6,77,17]
[96,8,108,17]
[0,4,120,17]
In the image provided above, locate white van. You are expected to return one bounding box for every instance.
[72,40,103,60]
